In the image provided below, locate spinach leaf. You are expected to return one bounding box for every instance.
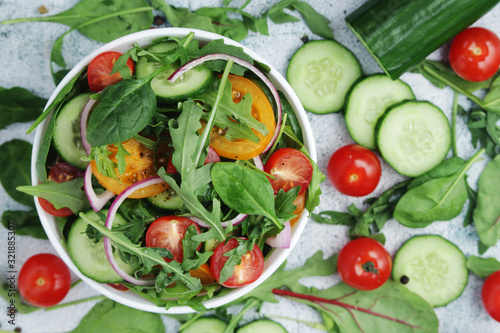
[459,107,499,158]
[69,299,164,333]
[274,280,438,333]
[483,75,500,114]
[86,78,157,146]
[0,87,46,129]
[211,162,280,227]
[467,255,500,278]
[196,39,254,76]
[0,140,36,207]
[4,0,153,43]
[1,210,46,240]
[17,179,88,214]
[474,154,500,247]
[394,149,484,228]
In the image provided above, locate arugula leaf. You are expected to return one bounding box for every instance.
[275,186,300,222]
[219,238,255,284]
[0,87,46,129]
[68,299,164,333]
[474,154,500,247]
[211,162,280,228]
[467,256,500,278]
[17,179,88,214]
[1,210,47,240]
[0,140,36,207]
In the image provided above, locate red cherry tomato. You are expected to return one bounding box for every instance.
[327,144,381,197]
[337,237,392,291]
[145,216,201,263]
[87,51,135,92]
[482,270,500,322]
[18,253,72,307]
[39,162,85,217]
[264,148,313,195]
[449,27,500,82]
[210,238,264,288]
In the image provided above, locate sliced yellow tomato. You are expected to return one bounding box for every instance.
[209,74,276,160]
[189,263,215,285]
[90,138,168,199]
[290,192,305,227]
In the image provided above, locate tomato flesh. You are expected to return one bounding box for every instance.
[337,237,392,291]
[18,253,71,307]
[482,270,500,322]
[145,216,201,263]
[87,51,135,92]
[264,148,313,195]
[210,238,264,288]
[209,74,276,160]
[327,144,381,197]
[449,27,500,82]
[39,162,84,217]
[90,138,168,199]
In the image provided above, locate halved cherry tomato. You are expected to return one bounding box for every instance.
[90,138,168,199]
[337,237,392,291]
[18,253,71,307]
[38,162,84,217]
[145,216,201,263]
[482,270,500,322]
[449,27,500,82]
[264,148,313,195]
[327,144,381,197]
[209,74,276,160]
[189,263,215,285]
[87,51,135,92]
[210,238,264,288]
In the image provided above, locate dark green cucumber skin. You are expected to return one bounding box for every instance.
[346,0,500,79]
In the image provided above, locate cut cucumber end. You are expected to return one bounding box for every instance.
[287,40,362,114]
[393,235,468,307]
[376,101,451,177]
[345,74,415,149]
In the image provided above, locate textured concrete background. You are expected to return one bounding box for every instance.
[0,0,499,332]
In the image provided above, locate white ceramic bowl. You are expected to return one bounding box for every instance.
[32,28,316,314]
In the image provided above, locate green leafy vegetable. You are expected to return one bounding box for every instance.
[0,139,36,207]
[1,210,46,239]
[0,87,47,129]
[467,255,500,278]
[474,154,500,247]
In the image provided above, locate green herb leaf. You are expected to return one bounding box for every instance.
[467,255,500,278]
[474,154,500,247]
[0,87,47,129]
[0,140,36,207]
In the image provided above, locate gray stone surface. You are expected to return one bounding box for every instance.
[0,0,499,332]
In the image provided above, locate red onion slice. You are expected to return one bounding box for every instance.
[80,97,97,156]
[84,165,115,212]
[265,221,291,248]
[168,54,282,153]
[103,176,165,286]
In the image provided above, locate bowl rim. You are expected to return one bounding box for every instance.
[32,27,316,314]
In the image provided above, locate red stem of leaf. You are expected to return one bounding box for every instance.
[272,289,423,329]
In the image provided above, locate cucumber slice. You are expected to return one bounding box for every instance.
[237,320,287,333]
[345,75,415,149]
[146,188,184,210]
[53,93,92,170]
[68,210,134,283]
[375,101,451,177]
[180,317,227,333]
[136,42,213,103]
[393,235,468,307]
[287,40,361,114]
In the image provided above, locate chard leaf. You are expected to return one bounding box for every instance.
[17,179,88,214]
[274,280,438,333]
[69,299,164,333]
[87,79,157,147]
[0,87,46,129]
[0,140,35,207]
[467,255,500,278]
[474,154,500,247]
[211,162,280,227]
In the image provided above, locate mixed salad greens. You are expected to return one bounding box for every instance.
[17,31,323,309]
